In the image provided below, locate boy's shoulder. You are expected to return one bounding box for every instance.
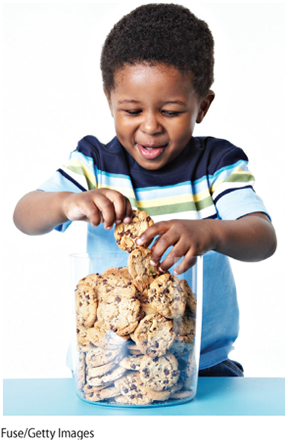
[76,135,121,158]
[193,136,249,175]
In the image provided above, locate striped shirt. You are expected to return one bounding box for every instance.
[39,135,270,369]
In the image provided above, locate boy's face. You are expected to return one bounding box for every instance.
[106,63,214,170]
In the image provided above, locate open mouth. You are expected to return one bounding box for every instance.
[136,143,167,160]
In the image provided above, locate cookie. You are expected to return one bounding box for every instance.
[173,311,196,344]
[75,284,98,328]
[83,382,113,394]
[86,351,123,377]
[119,354,144,371]
[180,279,197,316]
[132,313,175,357]
[86,346,123,368]
[76,352,86,390]
[76,324,91,347]
[169,389,193,399]
[169,338,191,358]
[87,325,129,349]
[114,209,154,253]
[139,300,159,319]
[148,274,187,319]
[86,364,127,387]
[85,385,121,401]
[117,266,132,281]
[139,352,180,391]
[96,288,141,336]
[126,342,142,355]
[139,375,183,401]
[128,247,160,292]
[114,371,153,405]
[96,268,134,298]
[77,273,101,290]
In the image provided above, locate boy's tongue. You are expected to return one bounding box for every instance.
[137,143,165,159]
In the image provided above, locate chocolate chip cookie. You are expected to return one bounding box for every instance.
[148,274,187,319]
[132,313,175,357]
[139,352,180,391]
[114,209,154,253]
[128,246,160,292]
[96,288,141,336]
[75,284,98,328]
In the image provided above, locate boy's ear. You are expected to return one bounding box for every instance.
[196,90,215,123]
[104,88,114,117]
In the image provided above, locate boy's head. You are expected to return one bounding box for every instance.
[101,3,214,100]
[100,4,215,170]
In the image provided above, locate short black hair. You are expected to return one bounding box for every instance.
[100,3,214,99]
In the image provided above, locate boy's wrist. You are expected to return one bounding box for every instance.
[57,191,74,223]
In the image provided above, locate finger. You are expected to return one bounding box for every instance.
[136,221,170,246]
[157,240,189,272]
[150,235,161,252]
[149,229,180,266]
[102,190,132,224]
[123,199,133,223]
[80,200,103,227]
[173,254,198,275]
[93,194,116,229]
[111,193,132,224]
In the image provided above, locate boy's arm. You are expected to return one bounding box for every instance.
[136,213,277,274]
[13,189,132,235]
[13,191,72,235]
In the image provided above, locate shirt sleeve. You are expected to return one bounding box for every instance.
[208,146,271,221]
[37,149,98,232]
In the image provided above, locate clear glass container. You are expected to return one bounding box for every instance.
[70,252,202,407]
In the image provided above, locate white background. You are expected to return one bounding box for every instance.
[2,0,286,388]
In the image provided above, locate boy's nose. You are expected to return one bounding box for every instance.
[140,113,163,135]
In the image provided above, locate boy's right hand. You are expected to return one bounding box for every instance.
[62,189,132,230]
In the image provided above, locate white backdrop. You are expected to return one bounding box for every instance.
[2,2,286,382]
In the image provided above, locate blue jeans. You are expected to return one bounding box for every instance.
[199,359,244,377]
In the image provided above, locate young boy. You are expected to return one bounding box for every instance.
[13,4,276,376]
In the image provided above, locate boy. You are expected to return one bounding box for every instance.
[13,4,276,376]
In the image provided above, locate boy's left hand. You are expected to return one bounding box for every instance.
[136,219,218,274]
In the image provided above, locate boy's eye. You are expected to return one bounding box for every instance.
[125,110,142,115]
[162,111,181,117]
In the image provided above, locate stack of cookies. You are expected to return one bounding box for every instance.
[74,210,197,405]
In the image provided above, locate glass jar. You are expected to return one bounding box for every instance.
[70,252,202,407]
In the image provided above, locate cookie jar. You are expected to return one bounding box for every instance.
[70,252,203,407]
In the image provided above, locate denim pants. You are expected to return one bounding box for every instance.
[199,359,244,377]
